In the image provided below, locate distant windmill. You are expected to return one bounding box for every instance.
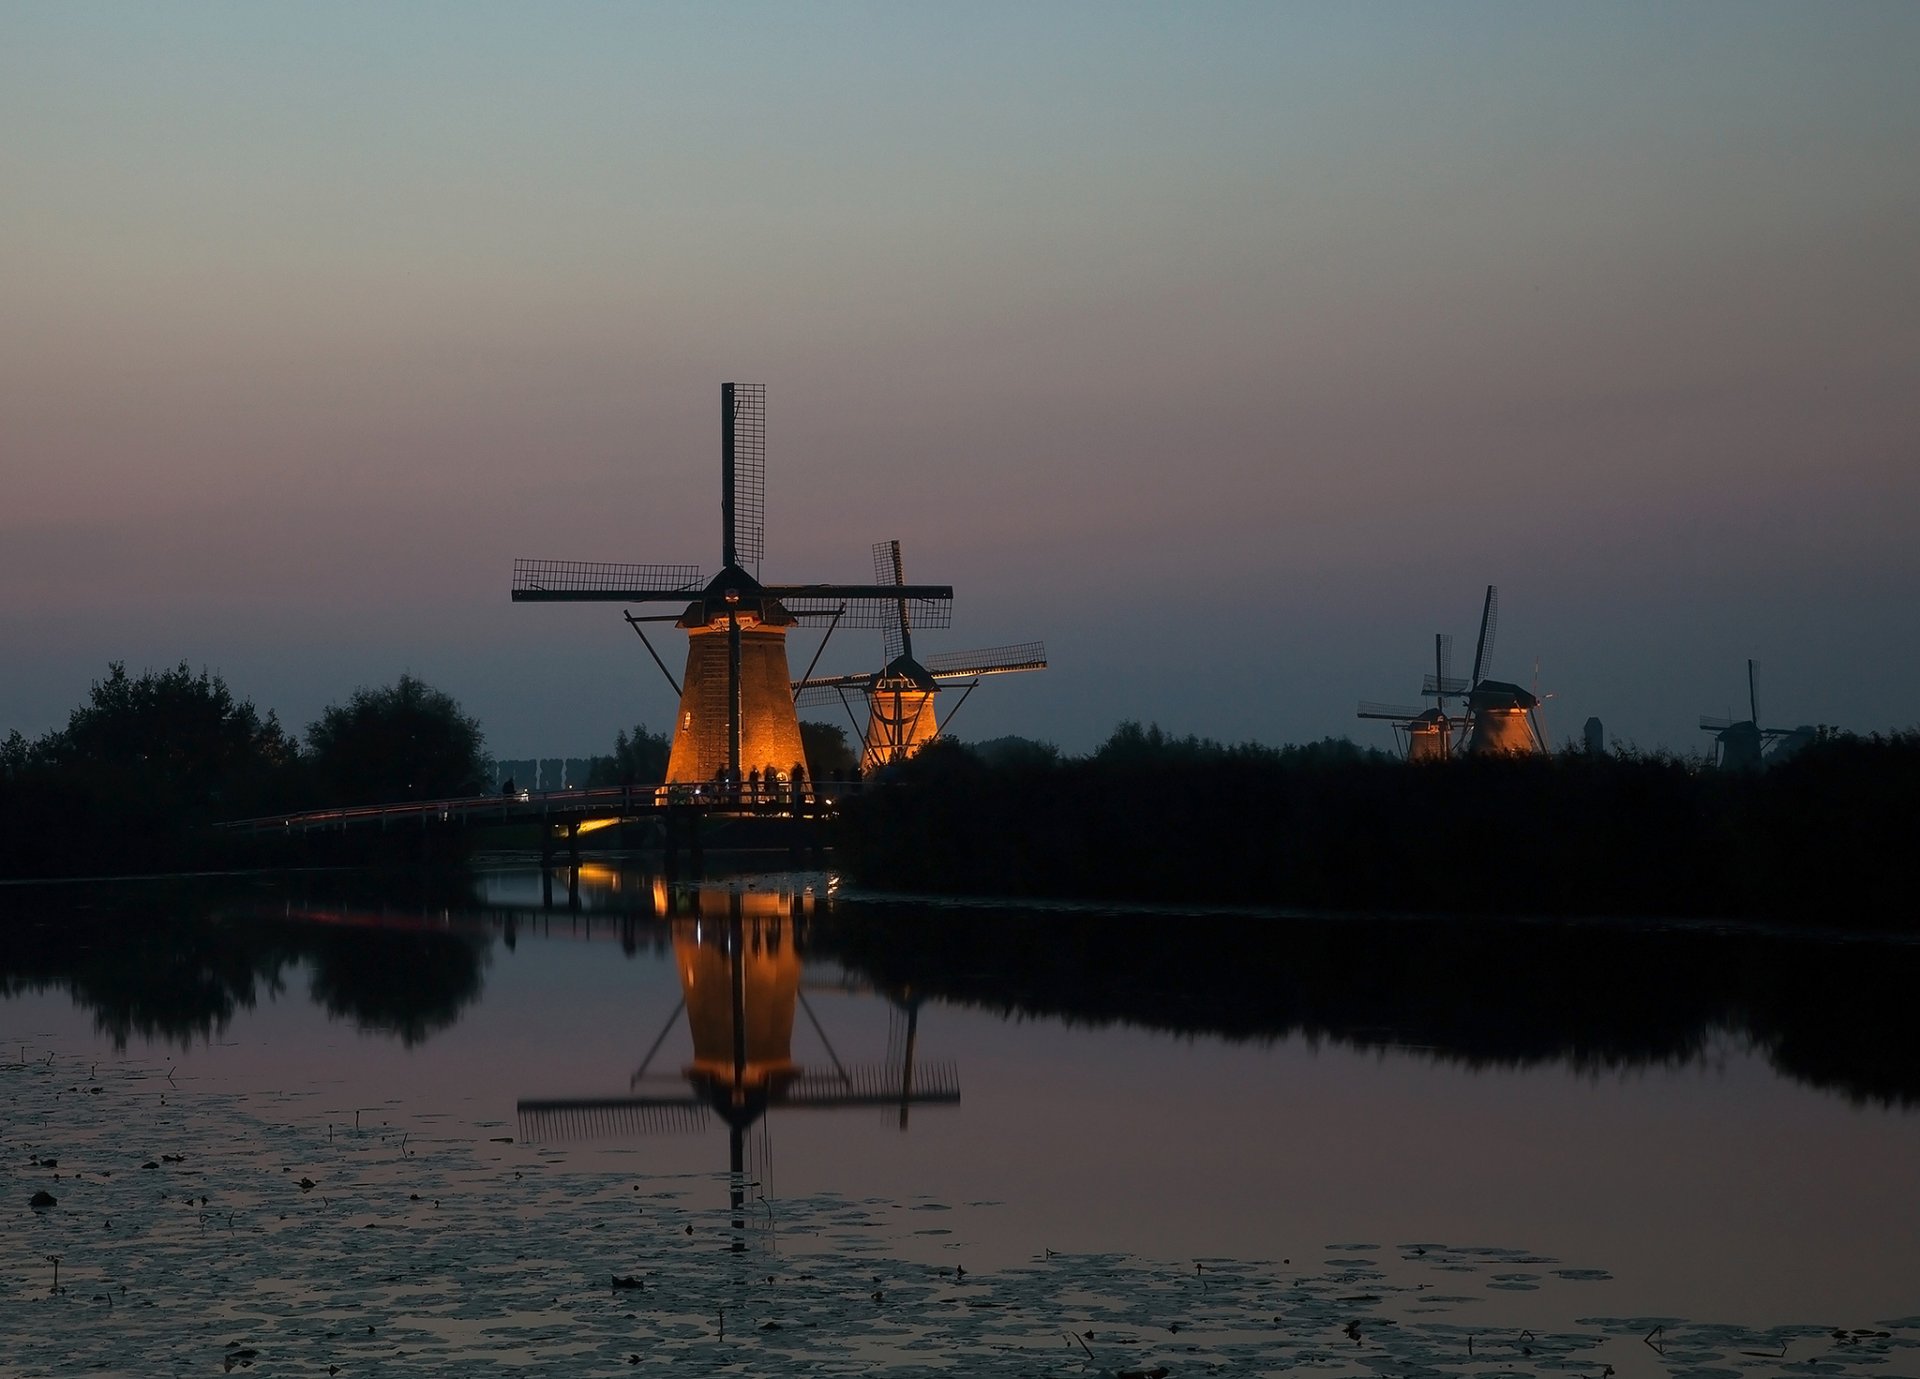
[792,540,1047,771]
[1698,659,1808,769]
[1357,633,1459,761]
[1456,585,1546,755]
[511,385,954,788]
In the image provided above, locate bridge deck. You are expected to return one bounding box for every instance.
[216,782,859,837]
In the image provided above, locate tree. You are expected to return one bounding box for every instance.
[306,675,488,804]
[799,720,859,778]
[587,724,673,787]
[37,661,296,815]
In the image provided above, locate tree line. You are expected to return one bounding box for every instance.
[0,662,864,879]
[835,720,1920,929]
[0,664,496,877]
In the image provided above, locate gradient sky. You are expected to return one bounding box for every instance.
[4,2,1917,758]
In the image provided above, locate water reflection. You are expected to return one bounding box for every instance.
[820,903,1920,1108]
[0,873,492,1048]
[517,881,959,1247]
[3,865,1918,1108]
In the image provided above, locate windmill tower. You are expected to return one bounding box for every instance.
[1699,659,1805,769]
[793,540,1048,772]
[511,385,954,790]
[1457,585,1546,756]
[1357,633,1460,761]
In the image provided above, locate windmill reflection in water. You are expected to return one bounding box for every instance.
[517,881,959,1250]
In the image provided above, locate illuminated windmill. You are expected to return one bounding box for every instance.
[793,540,1047,772]
[511,385,954,788]
[1357,633,1460,761]
[1699,659,1805,769]
[517,882,958,1249]
[1454,585,1546,755]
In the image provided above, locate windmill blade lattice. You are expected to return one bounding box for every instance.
[727,383,766,579]
[1422,672,1471,697]
[776,591,953,629]
[794,676,870,708]
[1358,701,1428,722]
[518,1098,710,1142]
[512,559,704,600]
[1470,585,1499,686]
[875,539,909,663]
[926,642,1048,679]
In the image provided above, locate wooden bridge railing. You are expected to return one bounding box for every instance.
[215,779,867,837]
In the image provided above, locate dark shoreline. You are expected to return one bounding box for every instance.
[832,734,1920,930]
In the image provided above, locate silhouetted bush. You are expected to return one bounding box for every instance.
[0,663,298,877]
[586,724,672,787]
[305,674,489,805]
[836,725,1920,927]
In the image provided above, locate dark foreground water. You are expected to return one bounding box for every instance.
[2,861,1917,1377]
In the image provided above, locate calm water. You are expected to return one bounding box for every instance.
[4,860,1918,1371]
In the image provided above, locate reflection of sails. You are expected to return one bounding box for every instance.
[517,881,957,1245]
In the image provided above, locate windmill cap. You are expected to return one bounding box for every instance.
[1468,679,1538,709]
[676,566,797,628]
[871,655,939,692]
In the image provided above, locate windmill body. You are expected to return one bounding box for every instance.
[1358,588,1545,758]
[795,540,1047,773]
[1356,632,1458,761]
[662,570,809,786]
[511,386,953,790]
[860,658,944,772]
[1458,586,1545,756]
[1463,680,1544,755]
[1404,708,1453,761]
[1699,660,1808,770]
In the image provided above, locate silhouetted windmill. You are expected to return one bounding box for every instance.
[1358,633,1458,761]
[511,385,954,788]
[792,540,1047,771]
[1699,659,1805,769]
[1451,585,1545,755]
[516,883,957,1250]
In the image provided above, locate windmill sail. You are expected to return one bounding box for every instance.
[1470,585,1498,687]
[774,589,953,628]
[875,540,910,663]
[723,383,766,579]
[925,643,1048,679]
[511,560,704,600]
[1357,701,1429,722]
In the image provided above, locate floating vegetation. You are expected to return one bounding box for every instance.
[4,1045,1918,1377]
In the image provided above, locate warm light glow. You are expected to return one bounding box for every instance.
[673,916,802,1090]
[861,684,940,772]
[664,622,808,785]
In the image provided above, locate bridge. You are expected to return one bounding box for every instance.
[215,780,864,866]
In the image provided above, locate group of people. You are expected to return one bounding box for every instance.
[712,762,811,805]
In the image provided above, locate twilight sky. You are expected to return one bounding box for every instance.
[4,2,1917,759]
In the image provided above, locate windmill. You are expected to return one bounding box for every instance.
[1456,585,1546,755]
[1699,659,1807,769]
[516,882,958,1250]
[1357,633,1459,761]
[792,539,1048,771]
[511,385,954,790]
